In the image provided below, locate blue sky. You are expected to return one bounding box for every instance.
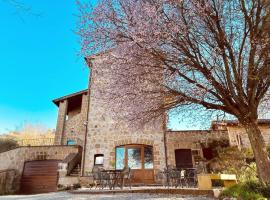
[0,0,92,133]
[0,0,208,134]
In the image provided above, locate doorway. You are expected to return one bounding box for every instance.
[115,144,154,183]
[175,149,193,168]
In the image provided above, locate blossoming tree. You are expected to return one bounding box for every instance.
[77,0,270,184]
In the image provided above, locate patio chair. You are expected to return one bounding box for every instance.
[185,168,197,188]
[121,167,133,189]
[155,170,167,186]
[91,166,109,189]
[163,166,175,188]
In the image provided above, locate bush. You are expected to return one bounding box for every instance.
[220,181,270,200]
[0,138,19,153]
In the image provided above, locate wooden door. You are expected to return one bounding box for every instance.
[175,149,193,168]
[115,145,154,184]
[20,160,60,194]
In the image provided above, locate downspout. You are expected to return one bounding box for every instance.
[81,59,93,176]
[163,112,168,168]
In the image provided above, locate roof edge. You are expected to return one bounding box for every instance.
[52,89,88,106]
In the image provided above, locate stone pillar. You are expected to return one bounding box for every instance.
[54,100,68,145]
[80,93,89,176]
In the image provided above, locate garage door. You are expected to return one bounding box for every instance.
[20,160,60,194]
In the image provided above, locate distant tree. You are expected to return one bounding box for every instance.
[78,0,270,184]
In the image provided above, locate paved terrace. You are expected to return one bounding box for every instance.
[0,192,214,200]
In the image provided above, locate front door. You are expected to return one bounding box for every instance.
[175,149,193,168]
[115,144,154,184]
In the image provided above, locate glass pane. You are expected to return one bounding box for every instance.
[128,148,142,169]
[116,147,125,170]
[95,156,104,165]
[144,146,153,169]
[67,140,75,145]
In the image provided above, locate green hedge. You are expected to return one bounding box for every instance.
[220,181,270,200]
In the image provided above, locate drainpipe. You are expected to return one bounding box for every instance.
[81,59,93,176]
[163,112,168,168]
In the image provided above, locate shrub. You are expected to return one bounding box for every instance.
[220,181,270,200]
[0,138,19,153]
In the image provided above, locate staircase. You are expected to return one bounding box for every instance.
[69,164,81,177]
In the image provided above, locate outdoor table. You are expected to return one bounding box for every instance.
[103,170,123,190]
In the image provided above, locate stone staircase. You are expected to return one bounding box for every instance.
[69,164,81,177]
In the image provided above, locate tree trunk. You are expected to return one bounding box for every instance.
[244,122,270,184]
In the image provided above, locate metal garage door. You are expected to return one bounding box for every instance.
[20,160,60,194]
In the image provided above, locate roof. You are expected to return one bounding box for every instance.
[52,89,88,106]
[211,119,270,128]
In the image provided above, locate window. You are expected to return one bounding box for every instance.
[115,145,153,170]
[67,140,75,145]
[128,148,142,169]
[94,154,104,166]
[144,146,153,169]
[116,147,125,170]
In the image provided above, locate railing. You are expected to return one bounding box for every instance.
[58,151,82,176]
[17,138,55,146]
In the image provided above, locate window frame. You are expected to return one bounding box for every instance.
[115,144,154,170]
[94,154,104,166]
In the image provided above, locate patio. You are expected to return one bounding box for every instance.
[70,186,217,197]
[0,191,215,200]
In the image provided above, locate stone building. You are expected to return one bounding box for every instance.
[52,53,270,184]
[1,52,270,194]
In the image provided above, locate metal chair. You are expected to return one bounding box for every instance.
[121,167,133,189]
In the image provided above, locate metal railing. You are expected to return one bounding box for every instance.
[17,138,55,146]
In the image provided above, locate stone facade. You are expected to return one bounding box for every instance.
[0,146,80,192]
[166,130,229,167]
[51,54,270,184]
[54,100,68,145]
[54,91,89,146]
[211,120,270,148]
[226,125,270,148]
[83,54,167,177]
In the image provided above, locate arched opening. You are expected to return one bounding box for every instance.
[115,144,154,184]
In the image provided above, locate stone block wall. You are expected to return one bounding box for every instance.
[166,130,229,167]
[0,169,16,194]
[54,93,88,146]
[54,100,68,145]
[227,125,270,148]
[83,54,167,175]
[0,146,80,192]
[62,93,88,146]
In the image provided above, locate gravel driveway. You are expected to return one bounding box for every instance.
[0,192,214,200]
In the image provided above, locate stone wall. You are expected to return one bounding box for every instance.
[166,130,229,167]
[83,54,167,175]
[227,125,270,148]
[62,93,88,146]
[54,93,88,146]
[0,169,16,194]
[0,145,80,192]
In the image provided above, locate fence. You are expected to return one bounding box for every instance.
[17,138,55,146]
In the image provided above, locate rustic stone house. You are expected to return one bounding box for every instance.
[53,53,270,184]
[0,52,270,194]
